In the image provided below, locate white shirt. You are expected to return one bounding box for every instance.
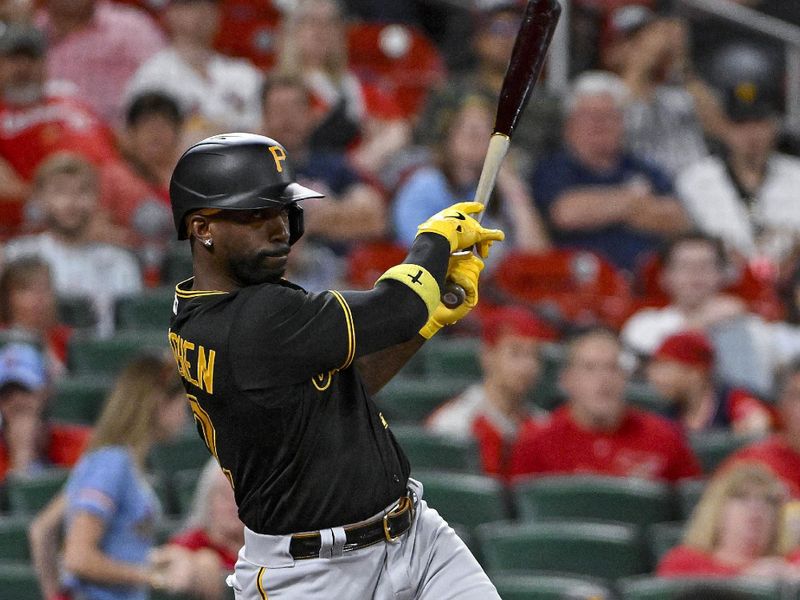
[5,233,143,337]
[126,48,263,134]
[676,153,800,262]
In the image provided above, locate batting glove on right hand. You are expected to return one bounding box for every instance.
[419,253,484,339]
[416,201,505,258]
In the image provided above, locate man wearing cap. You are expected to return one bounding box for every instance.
[0,22,119,235]
[425,305,555,481]
[0,343,90,480]
[675,73,800,276]
[646,330,774,436]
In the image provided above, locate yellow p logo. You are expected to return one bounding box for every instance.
[269,146,287,173]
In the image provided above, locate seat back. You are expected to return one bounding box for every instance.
[516,475,676,528]
[413,470,508,530]
[390,426,480,472]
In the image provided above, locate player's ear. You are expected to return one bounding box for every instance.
[187,214,212,243]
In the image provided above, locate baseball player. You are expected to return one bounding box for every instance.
[167,133,504,599]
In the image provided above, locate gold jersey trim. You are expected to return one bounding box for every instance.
[174,277,228,299]
[257,566,268,600]
[329,290,355,370]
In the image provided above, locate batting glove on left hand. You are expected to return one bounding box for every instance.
[419,253,484,339]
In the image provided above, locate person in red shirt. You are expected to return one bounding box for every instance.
[425,305,557,480]
[150,458,244,599]
[722,361,800,498]
[0,342,89,481]
[512,328,701,482]
[646,330,775,435]
[0,23,119,236]
[657,462,799,580]
[0,256,72,378]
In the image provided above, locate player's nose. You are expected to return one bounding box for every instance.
[265,211,290,244]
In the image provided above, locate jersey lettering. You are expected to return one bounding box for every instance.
[187,393,234,489]
[269,146,287,173]
[168,330,216,395]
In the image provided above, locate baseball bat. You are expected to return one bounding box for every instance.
[441,0,562,308]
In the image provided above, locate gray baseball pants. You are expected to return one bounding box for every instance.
[226,478,500,599]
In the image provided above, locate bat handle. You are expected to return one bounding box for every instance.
[441,281,466,309]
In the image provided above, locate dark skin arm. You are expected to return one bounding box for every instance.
[355,335,426,396]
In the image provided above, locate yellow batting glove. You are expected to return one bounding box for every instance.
[416,202,505,258]
[419,254,484,339]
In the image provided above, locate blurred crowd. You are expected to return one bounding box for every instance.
[0,0,800,597]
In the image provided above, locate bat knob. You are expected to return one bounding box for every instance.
[441,281,466,309]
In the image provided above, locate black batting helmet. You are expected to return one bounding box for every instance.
[169,133,324,243]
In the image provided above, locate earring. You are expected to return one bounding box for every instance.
[202,239,213,248]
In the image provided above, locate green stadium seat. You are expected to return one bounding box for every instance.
[0,563,41,600]
[57,295,97,330]
[529,342,566,411]
[0,516,32,561]
[150,433,210,478]
[6,468,68,514]
[375,377,469,423]
[413,471,508,530]
[625,382,670,416]
[391,425,479,472]
[68,331,168,376]
[688,430,756,474]
[423,337,482,379]
[155,516,185,546]
[676,478,707,520]
[617,576,781,600]
[173,468,203,516]
[476,520,648,580]
[515,475,676,528]
[163,242,193,285]
[490,571,612,600]
[646,521,685,565]
[50,375,112,425]
[116,288,175,331]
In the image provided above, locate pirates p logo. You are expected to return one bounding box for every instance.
[269,146,287,173]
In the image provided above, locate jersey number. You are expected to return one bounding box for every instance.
[187,394,234,489]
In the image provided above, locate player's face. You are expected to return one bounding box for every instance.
[209,207,292,286]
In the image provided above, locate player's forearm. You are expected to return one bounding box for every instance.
[355,335,426,396]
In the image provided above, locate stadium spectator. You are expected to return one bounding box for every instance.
[35,0,165,125]
[531,71,690,274]
[646,330,774,435]
[512,328,702,482]
[675,78,800,279]
[125,0,262,145]
[425,305,555,480]
[99,91,184,283]
[0,22,119,236]
[622,232,781,395]
[393,91,550,265]
[723,361,800,498]
[0,256,71,377]
[260,73,387,247]
[601,5,722,176]
[4,153,143,337]
[415,0,562,172]
[277,0,411,178]
[0,342,89,481]
[150,458,244,600]
[657,462,799,579]
[60,353,189,599]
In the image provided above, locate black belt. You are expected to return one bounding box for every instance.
[289,495,415,560]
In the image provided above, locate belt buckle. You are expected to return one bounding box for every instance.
[383,512,400,542]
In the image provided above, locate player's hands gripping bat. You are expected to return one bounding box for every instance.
[419,253,485,340]
[416,201,505,257]
[441,0,562,308]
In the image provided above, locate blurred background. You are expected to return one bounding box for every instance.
[1,0,800,598]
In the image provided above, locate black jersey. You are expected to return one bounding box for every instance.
[168,278,410,535]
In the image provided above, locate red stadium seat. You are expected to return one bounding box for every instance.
[346,241,409,289]
[493,249,633,329]
[346,23,446,118]
[214,0,282,69]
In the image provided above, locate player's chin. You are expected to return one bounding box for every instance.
[231,256,288,285]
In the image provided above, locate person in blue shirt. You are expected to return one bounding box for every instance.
[531,70,690,274]
[61,353,189,600]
